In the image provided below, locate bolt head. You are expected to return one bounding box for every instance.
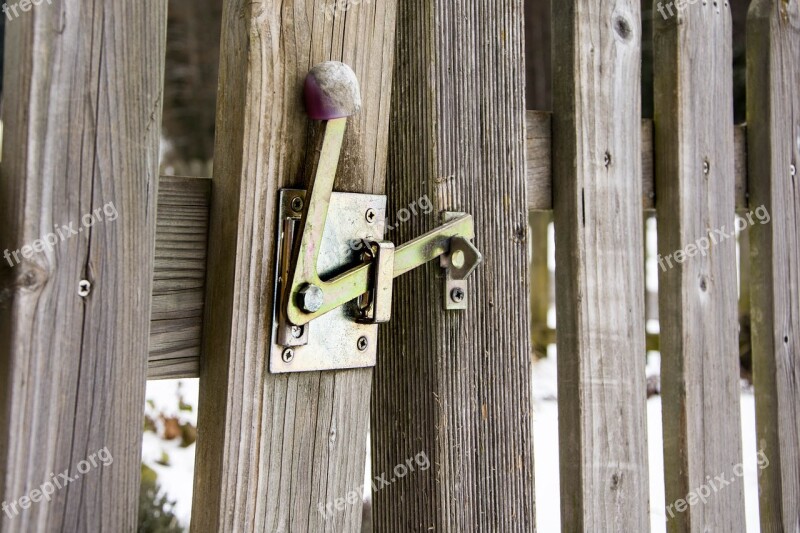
[299,284,325,313]
[291,197,304,212]
[450,287,466,303]
[451,250,466,269]
[357,336,369,351]
[282,348,295,363]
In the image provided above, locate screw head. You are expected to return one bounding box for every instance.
[791,164,796,177]
[365,208,377,224]
[450,287,466,303]
[282,348,295,363]
[703,160,710,175]
[78,280,92,298]
[357,336,369,351]
[299,284,325,313]
[291,196,304,212]
[291,326,303,338]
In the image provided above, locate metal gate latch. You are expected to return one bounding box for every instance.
[270,62,482,373]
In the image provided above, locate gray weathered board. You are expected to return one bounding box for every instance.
[654,1,746,530]
[188,0,398,530]
[551,0,649,529]
[0,0,167,530]
[747,0,800,530]
[369,0,534,529]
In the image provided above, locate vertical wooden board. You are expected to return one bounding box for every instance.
[551,1,649,530]
[190,1,397,531]
[0,0,166,531]
[371,0,535,530]
[653,1,745,531]
[747,0,800,529]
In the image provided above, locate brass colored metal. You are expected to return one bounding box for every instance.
[357,240,395,324]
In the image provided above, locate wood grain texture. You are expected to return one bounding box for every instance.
[746,0,800,530]
[653,1,746,530]
[148,176,210,380]
[190,1,397,531]
[145,120,751,382]
[551,1,650,530]
[370,0,534,530]
[526,112,747,211]
[0,0,166,531]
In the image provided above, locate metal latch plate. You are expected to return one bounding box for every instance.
[270,189,387,373]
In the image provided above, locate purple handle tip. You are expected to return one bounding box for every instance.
[304,62,362,120]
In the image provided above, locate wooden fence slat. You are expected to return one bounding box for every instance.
[747,0,800,529]
[551,1,650,530]
[653,2,746,530]
[190,1,397,530]
[370,0,534,530]
[0,1,166,530]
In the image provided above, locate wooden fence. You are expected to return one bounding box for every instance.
[0,0,798,531]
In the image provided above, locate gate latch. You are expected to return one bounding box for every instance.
[270,62,482,373]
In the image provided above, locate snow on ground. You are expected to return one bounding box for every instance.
[533,352,761,532]
[142,379,199,529]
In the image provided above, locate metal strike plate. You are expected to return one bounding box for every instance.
[270,189,387,373]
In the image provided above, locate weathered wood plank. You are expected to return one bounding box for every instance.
[551,1,650,530]
[526,112,747,211]
[370,0,534,530]
[0,0,166,530]
[147,176,209,380]
[747,0,800,529]
[190,1,397,531]
[653,2,745,530]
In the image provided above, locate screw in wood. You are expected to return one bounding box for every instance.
[703,160,710,175]
[791,164,796,177]
[282,348,295,363]
[357,336,369,351]
[291,196,304,213]
[78,280,92,298]
[450,287,465,303]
